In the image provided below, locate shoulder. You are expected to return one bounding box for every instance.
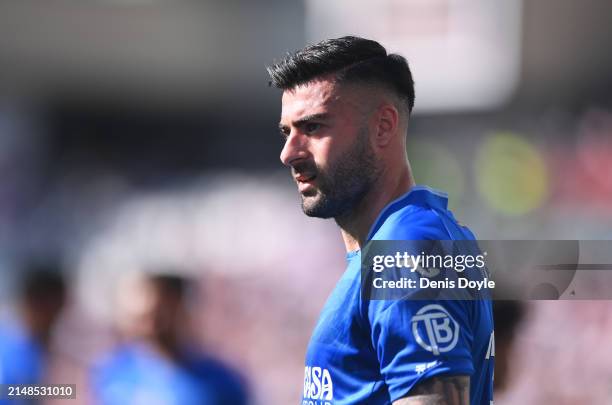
[0,321,40,359]
[188,354,249,404]
[372,204,450,241]
[190,354,248,389]
[90,344,141,381]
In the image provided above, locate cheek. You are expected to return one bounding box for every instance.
[318,130,357,170]
[312,138,337,170]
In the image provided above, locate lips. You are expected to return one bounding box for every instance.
[295,173,316,182]
[294,172,317,193]
[292,162,318,192]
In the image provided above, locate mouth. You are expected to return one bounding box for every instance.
[294,173,317,192]
[295,173,316,182]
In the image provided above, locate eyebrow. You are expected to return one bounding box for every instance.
[279,113,330,131]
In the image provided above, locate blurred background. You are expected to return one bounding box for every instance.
[0,0,611,404]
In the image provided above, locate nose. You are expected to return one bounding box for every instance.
[280,131,308,167]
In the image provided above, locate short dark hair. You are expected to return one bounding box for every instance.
[148,273,190,299]
[20,263,66,304]
[267,36,415,113]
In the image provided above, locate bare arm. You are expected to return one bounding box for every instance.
[392,375,470,405]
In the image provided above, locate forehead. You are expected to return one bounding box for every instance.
[280,78,346,121]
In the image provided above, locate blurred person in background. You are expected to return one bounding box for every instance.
[90,273,248,405]
[0,264,67,404]
[269,36,494,404]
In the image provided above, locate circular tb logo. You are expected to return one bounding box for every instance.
[411,304,459,355]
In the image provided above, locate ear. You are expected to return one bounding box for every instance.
[373,102,399,147]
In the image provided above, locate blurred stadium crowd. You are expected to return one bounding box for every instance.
[1,0,612,404]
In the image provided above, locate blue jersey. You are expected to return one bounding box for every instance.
[91,342,248,405]
[302,186,494,405]
[0,315,45,405]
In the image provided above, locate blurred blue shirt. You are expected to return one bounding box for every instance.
[0,314,45,405]
[91,342,248,405]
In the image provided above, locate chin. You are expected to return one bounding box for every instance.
[301,197,323,217]
[303,209,334,219]
[301,197,337,219]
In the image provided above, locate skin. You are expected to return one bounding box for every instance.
[278,75,470,404]
[279,75,414,251]
[393,376,470,405]
[118,276,191,361]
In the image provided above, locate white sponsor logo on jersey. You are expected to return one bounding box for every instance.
[411,304,460,355]
[415,360,439,374]
[303,366,333,404]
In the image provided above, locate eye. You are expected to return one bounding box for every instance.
[279,126,290,139]
[305,122,321,134]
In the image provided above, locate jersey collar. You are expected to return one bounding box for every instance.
[365,185,448,241]
[345,185,448,260]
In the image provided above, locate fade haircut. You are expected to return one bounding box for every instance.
[267,36,415,113]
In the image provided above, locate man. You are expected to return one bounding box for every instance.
[0,264,66,405]
[91,273,249,405]
[268,36,494,404]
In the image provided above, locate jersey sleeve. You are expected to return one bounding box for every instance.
[368,299,475,402]
[366,205,476,401]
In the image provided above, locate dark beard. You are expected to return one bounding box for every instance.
[298,128,380,219]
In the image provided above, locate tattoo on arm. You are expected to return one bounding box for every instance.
[392,375,470,405]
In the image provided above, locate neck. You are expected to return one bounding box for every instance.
[336,161,414,252]
[147,335,183,362]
